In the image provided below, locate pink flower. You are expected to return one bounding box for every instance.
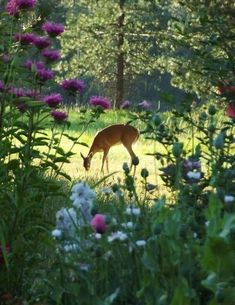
[44,93,62,108]
[41,49,61,62]
[32,36,51,49]
[90,214,107,234]
[226,103,235,119]
[42,21,64,37]
[14,33,35,44]
[138,100,152,110]
[51,110,68,122]
[89,96,111,109]
[120,100,131,109]
[61,79,85,93]
[6,0,37,16]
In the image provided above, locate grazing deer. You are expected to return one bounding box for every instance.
[81,124,139,172]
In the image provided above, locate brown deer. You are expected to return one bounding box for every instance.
[81,124,139,172]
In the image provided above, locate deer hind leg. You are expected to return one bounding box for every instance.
[101,148,109,173]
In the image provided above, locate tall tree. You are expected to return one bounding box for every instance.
[157,0,235,99]
[59,0,167,107]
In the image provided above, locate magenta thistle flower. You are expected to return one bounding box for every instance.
[17,0,37,9]
[91,214,107,234]
[120,100,131,109]
[226,102,235,119]
[6,0,37,16]
[89,96,111,109]
[16,101,27,113]
[42,21,64,37]
[41,49,61,62]
[43,93,62,108]
[0,80,4,91]
[14,33,35,44]
[32,36,51,49]
[24,59,45,70]
[9,87,27,97]
[138,100,152,110]
[36,68,54,82]
[60,79,85,93]
[51,110,68,122]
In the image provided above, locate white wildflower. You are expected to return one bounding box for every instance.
[95,233,102,239]
[205,221,210,227]
[63,243,79,252]
[52,229,62,238]
[136,240,146,247]
[101,187,112,195]
[121,222,134,229]
[70,182,96,210]
[187,171,201,180]
[56,207,78,236]
[79,263,90,272]
[108,231,128,242]
[125,205,141,216]
[224,195,235,203]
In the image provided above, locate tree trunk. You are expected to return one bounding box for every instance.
[115,0,125,109]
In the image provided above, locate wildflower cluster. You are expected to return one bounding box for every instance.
[52,182,147,257]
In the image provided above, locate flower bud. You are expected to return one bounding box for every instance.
[172,142,183,157]
[214,133,225,149]
[132,156,139,166]
[208,105,217,115]
[152,114,161,126]
[122,162,130,173]
[141,168,149,178]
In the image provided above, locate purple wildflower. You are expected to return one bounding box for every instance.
[120,100,131,109]
[138,100,152,110]
[16,101,27,113]
[24,59,45,70]
[41,49,61,62]
[24,89,40,99]
[60,79,85,93]
[18,0,37,9]
[14,33,35,44]
[89,96,111,109]
[36,68,54,82]
[42,21,64,37]
[43,93,62,108]
[0,80,4,91]
[6,0,37,17]
[51,110,68,122]
[32,36,51,49]
[9,87,27,97]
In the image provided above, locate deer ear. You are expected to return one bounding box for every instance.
[80,153,85,159]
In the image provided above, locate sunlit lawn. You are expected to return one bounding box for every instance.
[52,109,166,195]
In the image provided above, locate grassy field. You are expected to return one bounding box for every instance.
[54,109,166,194]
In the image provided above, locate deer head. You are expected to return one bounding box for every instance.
[81,153,92,171]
